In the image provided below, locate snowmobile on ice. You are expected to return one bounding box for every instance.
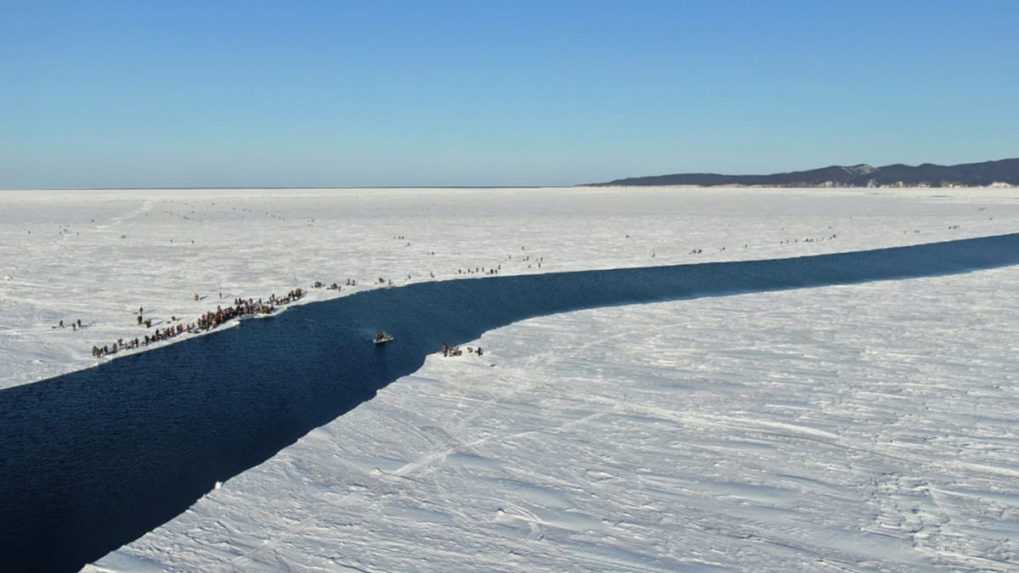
[373,330,394,346]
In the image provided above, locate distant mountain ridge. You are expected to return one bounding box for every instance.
[592,158,1019,188]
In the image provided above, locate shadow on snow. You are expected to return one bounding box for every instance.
[2,233,1019,571]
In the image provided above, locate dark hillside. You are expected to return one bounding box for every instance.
[594,158,1019,187]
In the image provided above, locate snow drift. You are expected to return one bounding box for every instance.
[2,233,1019,572]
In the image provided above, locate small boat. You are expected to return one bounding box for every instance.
[373,330,394,345]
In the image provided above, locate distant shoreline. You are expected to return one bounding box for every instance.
[590,157,1019,188]
[586,182,1014,189]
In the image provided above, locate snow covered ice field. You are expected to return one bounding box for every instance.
[3,186,1018,389]
[3,186,1019,571]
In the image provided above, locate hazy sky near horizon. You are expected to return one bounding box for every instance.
[3,1,1018,188]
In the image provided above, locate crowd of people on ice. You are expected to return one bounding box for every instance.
[441,343,482,357]
[457,264,505,276]
[313,278,356,291]
[91,288,305,359]
[72,231,858,363]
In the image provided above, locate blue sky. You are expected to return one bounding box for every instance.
[2,1,1018,187]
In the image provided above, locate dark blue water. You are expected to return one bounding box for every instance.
[2,233,1018,572]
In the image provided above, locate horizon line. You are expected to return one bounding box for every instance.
[0,185,563,191]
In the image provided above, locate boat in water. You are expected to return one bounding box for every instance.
[373,330,394,346]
